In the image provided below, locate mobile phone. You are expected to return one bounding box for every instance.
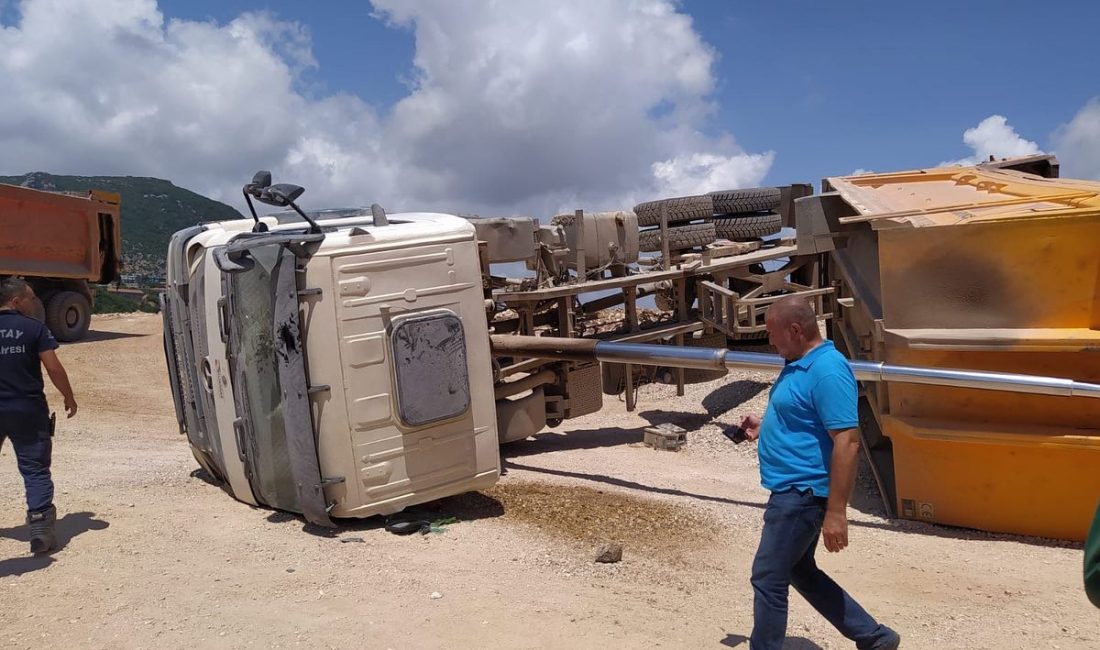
[723,425,747,444]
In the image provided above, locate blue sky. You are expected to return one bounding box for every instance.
[1,0,1098,214]
[685,1,1100,182]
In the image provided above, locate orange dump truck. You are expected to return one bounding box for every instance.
[0,183,121,340]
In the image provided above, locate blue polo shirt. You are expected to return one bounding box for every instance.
[758,340,858,497]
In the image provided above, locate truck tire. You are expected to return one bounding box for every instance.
[709,187,781,215]
[714,212,783,241]
[639,223,716,252]
[46,291,91,341]
[633,195,714,226]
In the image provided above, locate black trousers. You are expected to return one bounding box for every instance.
[0,409,54,513]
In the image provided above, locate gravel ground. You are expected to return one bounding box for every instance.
[0,314,1096,649]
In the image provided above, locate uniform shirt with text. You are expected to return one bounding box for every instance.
[0,309,59,414]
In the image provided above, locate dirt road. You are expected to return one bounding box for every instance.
[1,314,1095,649]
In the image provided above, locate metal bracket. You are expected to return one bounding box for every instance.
[321,477,346,514]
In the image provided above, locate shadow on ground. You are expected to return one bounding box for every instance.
[0,511,110,577]
[259,489,507,539]
[639,379,769,432]
[702,380,770,416]
[502,426,643,458]
[722,633,824,649]
[68,329,151,344]
[190,468,217,485]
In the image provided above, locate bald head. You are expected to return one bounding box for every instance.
[767,296,818,333]
[764,296,822,360]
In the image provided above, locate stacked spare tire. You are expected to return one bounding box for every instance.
[632,186,783,253]
[709,187,783,241]
[633,194,715,252]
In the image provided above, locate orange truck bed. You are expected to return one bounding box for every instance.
[0,183,121,283]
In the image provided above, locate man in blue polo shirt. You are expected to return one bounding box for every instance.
[739,296,899,649]
[0,278,78,554]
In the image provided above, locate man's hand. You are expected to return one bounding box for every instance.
[41,349,76,418]
[739,414,762,441]
[822,509,849,552]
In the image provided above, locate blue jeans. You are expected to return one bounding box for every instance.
[0,410,54,513]
[750,488,891,650]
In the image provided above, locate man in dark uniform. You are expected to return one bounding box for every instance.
[0,278,77,554]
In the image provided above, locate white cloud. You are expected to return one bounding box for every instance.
[1052,98,1100,180]
[652,150,774,197]
[0,0,773,219]
[371,0,772,214]
[940,115,1041,167]
[0,0,321,201]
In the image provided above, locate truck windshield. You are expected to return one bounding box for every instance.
[228,244,301,513]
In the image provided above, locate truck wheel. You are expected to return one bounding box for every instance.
[46,291,91,341]
[639,222,716,252]
[714,212,783,241]
[633,195,714,226]
[709,187,781,214]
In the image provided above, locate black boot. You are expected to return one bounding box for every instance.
[27,504,56,554]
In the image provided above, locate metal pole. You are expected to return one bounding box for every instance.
[850,361,1100,399]
[490,335,597,362]
[593,340,728,371]
[488,335,1100,399]
[494,369,557,400]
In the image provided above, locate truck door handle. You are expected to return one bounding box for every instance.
[217,297,230,342]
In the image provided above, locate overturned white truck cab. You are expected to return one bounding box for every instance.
[162,169,1100,531]
[161,175,499,527]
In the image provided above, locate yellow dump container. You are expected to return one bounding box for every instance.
[881,415,1100,540]
[825,158,1100,540]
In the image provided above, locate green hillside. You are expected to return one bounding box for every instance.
[0,172,243,276]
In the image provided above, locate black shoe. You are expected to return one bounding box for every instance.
[869,627,900,650]
[27,505,57,554]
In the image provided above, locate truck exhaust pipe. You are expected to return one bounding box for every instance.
[489,335,1100,399]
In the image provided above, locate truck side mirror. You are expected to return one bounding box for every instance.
[251,170,272,188]
[243,170,272,198]
[258,184,305,208]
